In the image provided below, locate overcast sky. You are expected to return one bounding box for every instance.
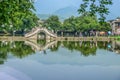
[34,0,120,19]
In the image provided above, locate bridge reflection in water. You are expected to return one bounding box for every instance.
[0,39,120,53]
[0,39,120,64]
[25,40,58,51]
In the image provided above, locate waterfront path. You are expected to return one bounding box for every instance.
[0,36,116,41]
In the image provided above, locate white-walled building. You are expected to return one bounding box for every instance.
[108,18,120,35]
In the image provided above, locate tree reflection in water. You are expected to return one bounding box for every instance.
[50,41,120,56]
[50,41,61,52]
[62,41,97,56]
[0,40,120,65]
[0,41,35,64]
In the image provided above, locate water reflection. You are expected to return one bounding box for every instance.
[0,40,120,65]
[50,41,120,55]
[0,40,120,80]
[0,41,35,64]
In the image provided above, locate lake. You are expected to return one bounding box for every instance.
[0,40,120,80]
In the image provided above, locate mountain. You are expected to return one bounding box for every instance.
[37,6,79,21]
[37,4,120,21]
[53,6,78,18]
[37,14,52,20]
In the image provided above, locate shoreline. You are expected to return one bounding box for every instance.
[0,36,118,41]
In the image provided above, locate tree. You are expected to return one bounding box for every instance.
[76,13,99,32]
[0,0,38,32]
[78,0,113,23]
[63,16,77,31]
[43,15,61,32]
[62,13,111,36]
[98,22,111,31]
[62,14,100,36]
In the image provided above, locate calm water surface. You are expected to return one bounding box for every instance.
[0,40,120,80]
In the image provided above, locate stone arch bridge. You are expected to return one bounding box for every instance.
[25,27,57,39]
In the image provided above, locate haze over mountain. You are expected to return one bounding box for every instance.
[53,6,78,18]
[35,0,120,21]
[37,6,78,21]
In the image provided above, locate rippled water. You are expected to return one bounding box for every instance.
[0,40,120,80]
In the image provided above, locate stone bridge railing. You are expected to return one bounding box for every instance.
[25,27,57,38]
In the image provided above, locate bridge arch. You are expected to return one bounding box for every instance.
[25,27,57,39]
[25,40,57,51]
[37,31,47,39]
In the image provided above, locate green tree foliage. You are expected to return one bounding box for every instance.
[62,16,78,31]
[78,0,113,23]
[63,14,99,32]
[0,0,38,32]
[43,15,61,32]
[62,13,111,33]
[98,22,111,31]
[77,13,99,32]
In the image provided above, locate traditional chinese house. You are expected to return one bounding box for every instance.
[108,18,120,35]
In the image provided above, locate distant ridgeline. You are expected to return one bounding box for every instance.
[37,6,78,22]
[37,14,67,22]
[36,5,120,21]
